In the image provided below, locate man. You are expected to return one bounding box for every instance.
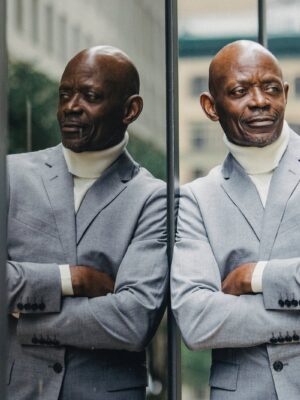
[172,40,300,400]
[7,46,167,400]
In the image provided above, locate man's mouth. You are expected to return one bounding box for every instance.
[61,122,84,133]
[245,117,275,128]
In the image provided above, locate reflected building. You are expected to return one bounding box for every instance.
[7,0,166,150]
[178,0,300,183]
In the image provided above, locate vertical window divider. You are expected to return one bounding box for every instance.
[0,0,8,398]
[165,0,181,399]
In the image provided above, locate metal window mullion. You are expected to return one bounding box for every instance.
[0,0,8,399]
[258,0,267,47]
[165,0,181,399]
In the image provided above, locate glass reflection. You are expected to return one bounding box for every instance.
[7,1,167,399]
[178,0,300,399]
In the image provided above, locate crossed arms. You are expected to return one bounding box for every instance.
[171,185,300,350]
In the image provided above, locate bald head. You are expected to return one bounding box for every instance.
[209,40,283,97]
[200,39,289,148]
[57,45,143,152]
[63,45,140,99]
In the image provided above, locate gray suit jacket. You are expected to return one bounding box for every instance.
[6,144,168,400]
[172,129,300,400]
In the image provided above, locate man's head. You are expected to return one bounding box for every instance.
[200,40,289,147]
[57,45,143,152]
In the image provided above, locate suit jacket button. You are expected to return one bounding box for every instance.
[31,336,38,344]
[285,334,292,342]
[31,303,38,311]
[53,363,63,373]
[293,333,300,341]
[24,303,32,310]
[278,335,285,343]
[17,303,24,311]
[278,299,284,307]
[291,299,298,307]
[38,302,45,311]
[273,361,283,372]
[285,299,291,307]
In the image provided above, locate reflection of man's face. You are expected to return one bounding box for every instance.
[213,50,289,147]
[57,54,126,152]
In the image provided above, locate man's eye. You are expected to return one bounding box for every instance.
[231,87,246,96]
[265,85,280,94]
[59,92,70,101]
[86,92,99,101]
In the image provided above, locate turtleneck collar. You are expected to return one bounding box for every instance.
[223,121,289,175]
[62,132,129,178]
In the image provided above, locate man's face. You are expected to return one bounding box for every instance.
[57,55,126,152]
[212,51,288,147]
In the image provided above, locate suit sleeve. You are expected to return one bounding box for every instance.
[16,186,168,351]
[171,185,300,350]
[261,258,300,310]
[7,261,62,313]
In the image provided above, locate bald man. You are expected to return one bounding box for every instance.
[7,46,167,400]
[172,40,300,400]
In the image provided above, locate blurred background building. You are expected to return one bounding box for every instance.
[178,0,300,183]
[7,0,166,151]
[6,1,300,399]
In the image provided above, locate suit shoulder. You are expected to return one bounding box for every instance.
[184,165,222,194]
[7,145,59,169]
[132,166,165,191]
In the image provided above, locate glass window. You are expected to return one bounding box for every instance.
[15,0,23,33]
[295,77,300,97]
[72,25,81,57]
[31,0,39,44]
[58,15,67,62]
[190,76,208,97]
[45,5,54,53]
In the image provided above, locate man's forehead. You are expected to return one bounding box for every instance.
[212,48,282,83]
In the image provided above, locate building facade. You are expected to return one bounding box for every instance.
[7,0,166,149]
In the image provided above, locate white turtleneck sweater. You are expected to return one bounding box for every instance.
[223,121,290,292]
[59,133,129,295]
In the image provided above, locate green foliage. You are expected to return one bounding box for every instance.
[127,133,166,181]
[8,62,60,153]
[8,62,166,182]
[182,342,211,397]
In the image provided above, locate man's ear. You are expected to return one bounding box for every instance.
[200,92,219,122]
[123,95,143,125]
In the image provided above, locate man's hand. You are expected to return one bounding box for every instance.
[70,266,115,297]
[222,263,256,296]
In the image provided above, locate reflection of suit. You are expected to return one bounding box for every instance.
[172,129,300,400]
[7,144,167,400]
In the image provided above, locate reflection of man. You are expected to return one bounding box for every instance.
[172,40,300,399]
[7,46,167,400]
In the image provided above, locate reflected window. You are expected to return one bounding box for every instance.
[190,76,208,97]
[295,77,300,97]
[58,15,67,62]
[190,123,206,149]
[72,25,81,57]
[31,0,39,44]
[45,5,54,53]
[15,0,23,33]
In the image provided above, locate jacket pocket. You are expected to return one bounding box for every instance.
[209,361,239,391]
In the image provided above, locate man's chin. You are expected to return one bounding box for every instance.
[62,136,90,153]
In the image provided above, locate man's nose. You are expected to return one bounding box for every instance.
[248,87,270,109]
[64,93,83,114]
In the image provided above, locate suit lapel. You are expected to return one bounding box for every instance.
[221,153,264,241]
[259,131,300,260]
[41,145,77,265]
[76,151,138,245]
